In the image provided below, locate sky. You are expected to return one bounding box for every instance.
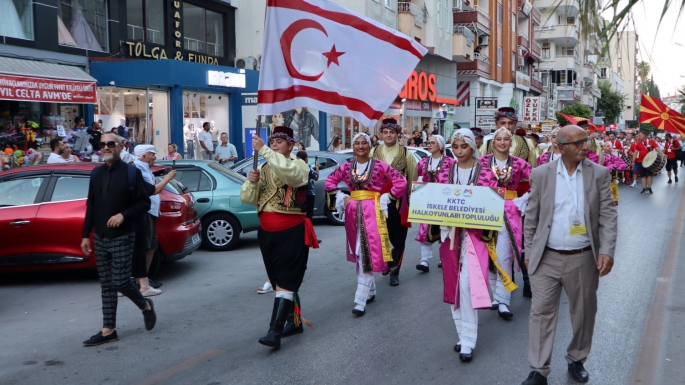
[608,0,685,97]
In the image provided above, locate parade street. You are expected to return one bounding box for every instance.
[2,175,684,385]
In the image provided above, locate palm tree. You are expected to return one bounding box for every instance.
[637,62,651,95]
[678,86,685,115]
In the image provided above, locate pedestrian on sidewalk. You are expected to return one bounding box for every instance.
[80,133,157,347]
[520,125,617,385]
[133,144,177,296]
[240,126,319,350]
[325,133,407,316]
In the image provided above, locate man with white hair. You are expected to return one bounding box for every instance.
[133,145,177,296]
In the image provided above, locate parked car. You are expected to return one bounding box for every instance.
[230,151,353,226]
[0,163,201,274]
[421,147,456,158]
[156,160,262,251]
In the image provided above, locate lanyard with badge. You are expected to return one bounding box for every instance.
[563,168,586,236]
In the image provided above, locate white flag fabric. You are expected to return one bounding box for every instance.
[257,0,428,128]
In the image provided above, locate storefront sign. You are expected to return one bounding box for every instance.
[516,71,531,91]
[476,117,496,132]
[244,127,267,157]
[0,74,96,104]
[123,41,220,65]
[541,124,553,132]
[521,0,533,16]
[475,98,498,116]
[242,94,258,105]
[522,97,541,124]
[420,101,432,111]
[408,183,505,231]
[434,110,446,119]
[208,70,246,88]
[398,71,437,102]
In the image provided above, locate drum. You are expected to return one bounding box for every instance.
[642,150,666,174]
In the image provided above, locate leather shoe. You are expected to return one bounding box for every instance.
[352,308,365,316]
[498,310,514,320]
[453,343,461,352]
[521,371,547,385]
[415,263,429,272]
[366,295,375,304]
[523,284,532,298]
[438,262,442,268]
[381,269,391,276]
[459,349,473,362]
[568,361,589,382]
[389,275,400,286]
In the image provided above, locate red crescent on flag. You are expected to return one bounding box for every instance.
[280,19,328,82]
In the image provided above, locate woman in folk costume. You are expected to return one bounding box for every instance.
[479,128,532,319]
[414,135,456,273]
[602,142,628,205]
[325,133,407,316]
[536,128,562,166]
[439,129,499,363]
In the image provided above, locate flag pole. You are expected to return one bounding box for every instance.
[253,115,262,170]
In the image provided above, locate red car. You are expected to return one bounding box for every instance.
[0,162,201,275]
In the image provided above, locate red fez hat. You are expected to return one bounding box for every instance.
[515,128,527,136]
[382,118,398,125]
[498,107,517,114]
[271,126,296,142]
[470,127,484,136]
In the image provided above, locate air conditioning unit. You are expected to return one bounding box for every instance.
[518,57,525,67]
[234,56,259,70]
[479,36,490,46]
[542,42,550,48]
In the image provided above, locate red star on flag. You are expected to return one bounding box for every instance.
[322,45,345,67]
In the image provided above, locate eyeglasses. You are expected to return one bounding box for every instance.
[559,138,592,147]
[99,141,118,149]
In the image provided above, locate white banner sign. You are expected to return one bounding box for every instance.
[522,96,541,124]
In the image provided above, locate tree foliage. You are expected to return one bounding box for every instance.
[555,103,592,126]
[597,81,625,124]
[637,62,651,94]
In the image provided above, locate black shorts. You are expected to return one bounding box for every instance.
[666,158,678,172]
[638,163,654,177]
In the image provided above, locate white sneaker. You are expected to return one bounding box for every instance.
[630,181,637,187]
[141,288,161,297]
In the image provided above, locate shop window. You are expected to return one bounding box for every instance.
[0,177,46,206]
[49,176,90,202]
[126,0,165,45]
[0,0,34,40]
[58,0,108,52]
[183,3,224,57]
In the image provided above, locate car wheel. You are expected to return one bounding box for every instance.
[202,214,241,251]
[325,207,345,226]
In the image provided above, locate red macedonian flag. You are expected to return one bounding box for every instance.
[639,94,685,136]
[257,0,428,128]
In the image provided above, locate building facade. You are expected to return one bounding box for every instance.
[1,0,254,159]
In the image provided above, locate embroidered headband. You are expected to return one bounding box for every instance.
[494,127,513,138]
[451,128,479,159]
[494,107,518,122]
[380,118,402,133]
[352,132,371,145]
[432,134,446,150]
[270,126,297,143]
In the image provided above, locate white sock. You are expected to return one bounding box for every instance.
[460,346,472,354]
[492,300,499,307]
[499,303,510,313]
[354,304,365,311]
[275,291,293,300]
[420,260,429,267]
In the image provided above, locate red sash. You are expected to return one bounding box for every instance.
[259,212,319,248]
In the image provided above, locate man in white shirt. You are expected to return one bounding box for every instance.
[214,132,238,166]
[521,125,617,385]
[198,122,214,160]
[133,145,177,296]
[47,139,67,164]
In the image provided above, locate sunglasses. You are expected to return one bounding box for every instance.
[99,141,118,149]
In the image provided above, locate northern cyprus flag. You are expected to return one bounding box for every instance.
[257,0,428,128]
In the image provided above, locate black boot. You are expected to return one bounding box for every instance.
[258,297,291,349]
[282,293,304,338]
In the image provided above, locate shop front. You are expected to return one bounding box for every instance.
[0,57,97,169]
[90,60,258,159]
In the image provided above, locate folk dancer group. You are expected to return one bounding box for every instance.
[240,110,618,385]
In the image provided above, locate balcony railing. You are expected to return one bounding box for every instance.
[475,52,490,64]
[474,5,489,18]
[531,77,543,91]
[531,6,541,25]
[454,25,476,46]
[398,2,426,27]
[531,41,541,57]
[518,34,529,48]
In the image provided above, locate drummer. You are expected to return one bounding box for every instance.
[629,131,663,195]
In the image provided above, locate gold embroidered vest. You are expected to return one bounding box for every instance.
[256,163,307,215]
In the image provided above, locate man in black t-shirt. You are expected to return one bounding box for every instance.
[80,133,157,346]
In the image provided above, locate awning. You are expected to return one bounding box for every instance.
[0,57,97,104]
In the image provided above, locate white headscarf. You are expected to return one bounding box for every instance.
[493,126,513,138]
[451,128,479,159]
[432,134,446,150]
[352,132,371,145]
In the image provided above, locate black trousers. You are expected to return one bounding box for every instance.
[305,195,315,219]
[386,200,408,277]
[258,222,309,292]
[94,233,148,329]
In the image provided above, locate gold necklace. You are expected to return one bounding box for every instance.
[491,156,513,185]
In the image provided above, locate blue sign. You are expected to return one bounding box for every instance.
[244,127,268,157]
[242,94,258,105]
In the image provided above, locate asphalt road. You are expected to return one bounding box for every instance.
[1,171,684,385]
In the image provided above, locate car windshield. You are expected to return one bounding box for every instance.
[208,162,247,183]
